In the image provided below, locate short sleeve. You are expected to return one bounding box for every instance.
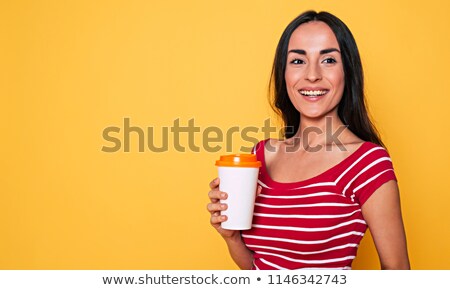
[350,146,397,206]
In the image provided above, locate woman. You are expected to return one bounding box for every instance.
[207,11,410,270]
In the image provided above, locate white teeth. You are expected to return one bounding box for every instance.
[299,90,328,96]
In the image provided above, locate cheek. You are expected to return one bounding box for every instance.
[284,71,298,103]
[328,69,345,92]
[333,72,345,104]
[284,68,301,88]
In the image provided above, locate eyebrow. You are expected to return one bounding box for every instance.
[288,48,341,55]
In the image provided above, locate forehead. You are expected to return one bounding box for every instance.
[288,21,339,49]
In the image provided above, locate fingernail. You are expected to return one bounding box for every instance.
[221,204,226,209]
[220,193,226,198]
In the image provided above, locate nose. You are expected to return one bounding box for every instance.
[305,63,322,82]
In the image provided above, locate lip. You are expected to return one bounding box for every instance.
[302,94,325,102]
[300,87,329,91]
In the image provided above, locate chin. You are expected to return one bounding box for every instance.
[298,105,339,121]
[299,111,325,120]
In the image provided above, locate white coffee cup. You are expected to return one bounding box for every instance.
[215,154,261,230]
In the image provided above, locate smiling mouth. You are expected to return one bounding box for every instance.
[299,90,329,97]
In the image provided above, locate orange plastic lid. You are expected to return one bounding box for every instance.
[215,154,261,168]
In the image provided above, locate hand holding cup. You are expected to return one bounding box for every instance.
[207,177,239,239]
[207,177,262,238]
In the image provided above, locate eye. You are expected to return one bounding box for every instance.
[290,58,305,65]
[322,57,337,64]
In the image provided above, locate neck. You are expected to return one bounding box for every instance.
[291,112,347,150]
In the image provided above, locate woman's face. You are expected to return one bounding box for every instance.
[285,21,345,120]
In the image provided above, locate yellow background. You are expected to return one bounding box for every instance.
[1,0,449,269]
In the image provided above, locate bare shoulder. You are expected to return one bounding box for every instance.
[263,138,283,162]
[334,140,365,155]
[325,133,366,158]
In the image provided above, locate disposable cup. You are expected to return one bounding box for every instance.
[215,154,261,230]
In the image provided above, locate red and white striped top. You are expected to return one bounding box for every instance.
[242,139,397,270]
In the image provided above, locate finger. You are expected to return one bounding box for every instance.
[208,190,219,203]
[207,202,227,213]
[209,177,220,189]
[210,214,227,225]
[256,185,262,196]
[208,190,227,201]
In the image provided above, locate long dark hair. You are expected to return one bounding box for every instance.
[269,10,385,147]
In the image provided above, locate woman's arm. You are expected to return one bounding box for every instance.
[361,180,410,269]
[207,178,256,269]
[223,233,254,270]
